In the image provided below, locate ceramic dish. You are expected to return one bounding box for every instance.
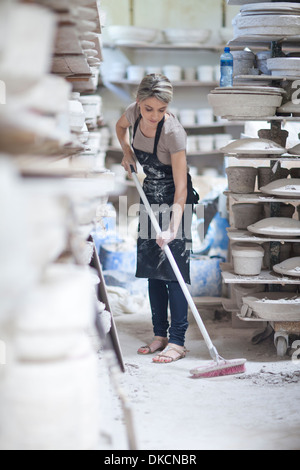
[242,292,300,321]
[220,138,285,155]
[260,178,300,197]
[107,25,159,44]
[208,93,282,118]
[273,257,300,277]
[240,3,300,15]
[163,28,211,45]
[212,85,284,94]
[247,217,300,237]
[288,144,300,155]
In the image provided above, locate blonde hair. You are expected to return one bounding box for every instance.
[136,74,173,104]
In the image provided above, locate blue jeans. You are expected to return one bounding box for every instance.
[148,279,189,347]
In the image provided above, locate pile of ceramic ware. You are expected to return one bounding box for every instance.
[106,25,212,46]
[163,28,212,45]
[106,25,160,45]
[208,85,284,119]
[233,2,300,38]
[0,0,115,451]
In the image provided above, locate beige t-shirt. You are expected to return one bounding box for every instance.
[125,102,187,166]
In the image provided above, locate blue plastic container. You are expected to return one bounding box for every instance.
[189,256,223,297]
[100,242,137,274]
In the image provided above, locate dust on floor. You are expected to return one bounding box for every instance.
[97,310,300,451]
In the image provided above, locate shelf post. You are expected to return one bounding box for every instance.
[268,41,284,285]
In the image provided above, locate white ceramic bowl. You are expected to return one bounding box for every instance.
[208,92,282,118]
[107,25,159,44]
[163,28,211,45]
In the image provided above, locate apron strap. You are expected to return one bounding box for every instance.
[153,116,165,156]
[133,114,142,141]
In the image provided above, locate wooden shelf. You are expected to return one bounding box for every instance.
[187,151,224,157]
[228,34,300,51]
[103,42,225,52]
[235,74,300,82]
[107,146,225,158]
[184,122,245,130]
[107,79,218,88]
[227,229,300,244]
[221,266,300,285]
[225,192,300,205]
[225,115,300,123]
[227,154,300,162]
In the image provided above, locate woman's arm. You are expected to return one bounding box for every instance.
[156,150,188,249]
[115,113,137,177]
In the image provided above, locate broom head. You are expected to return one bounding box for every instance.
[190,358,247,379]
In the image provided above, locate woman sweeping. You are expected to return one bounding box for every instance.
[116,74,198,364]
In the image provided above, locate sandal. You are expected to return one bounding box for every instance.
[152,345,187,364]
[137,337,168,355]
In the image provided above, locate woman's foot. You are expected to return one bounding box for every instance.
[137,336,168,355]
[152,343,187,363]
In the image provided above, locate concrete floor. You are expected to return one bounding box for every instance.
[97,309,300,451]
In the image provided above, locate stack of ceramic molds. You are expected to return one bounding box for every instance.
[0,1,73,156]
[49,0,103,94]
[0,0,114,450]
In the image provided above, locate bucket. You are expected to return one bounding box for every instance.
[232,243,264,276]
[100,241,137,273]
[189,256,222,297]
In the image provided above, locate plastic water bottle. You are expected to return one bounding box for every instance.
[220,46,233,87]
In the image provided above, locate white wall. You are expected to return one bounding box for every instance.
[101,0,240,37]
[99,0,240,143]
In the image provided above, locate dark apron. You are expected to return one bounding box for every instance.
[132,115,197,284]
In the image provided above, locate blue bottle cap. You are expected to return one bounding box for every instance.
[224,47,230,53]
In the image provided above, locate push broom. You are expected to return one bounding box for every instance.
[130,165,246,378]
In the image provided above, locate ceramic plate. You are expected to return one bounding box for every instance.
[247,217,300,237]
[273,257,300,277]
[213,85,284,94]
[220,138,285,155]
[242,292,300,321]
[260,178,300,196]
[240,2,300,12]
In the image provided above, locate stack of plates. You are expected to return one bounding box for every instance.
[233,2,300,38]
[106,25,159,45]
[163,28,211,46]
[208,85,284,118]
[240,3,300,17]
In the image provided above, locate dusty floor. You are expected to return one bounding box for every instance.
[97,309,300,451]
